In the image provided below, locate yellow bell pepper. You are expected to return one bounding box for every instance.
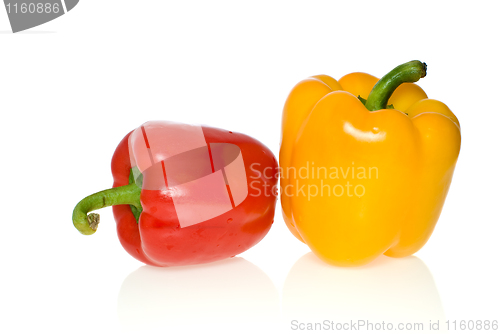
[280,61,461,266]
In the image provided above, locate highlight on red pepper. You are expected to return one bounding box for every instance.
[73,121,278,267]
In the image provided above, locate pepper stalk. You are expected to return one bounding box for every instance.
[364,60,427,111]
[72,170,142,235]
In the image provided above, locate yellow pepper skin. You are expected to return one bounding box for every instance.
[280,61,461,266]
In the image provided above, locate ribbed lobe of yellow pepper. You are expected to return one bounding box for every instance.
[279,71,461,266]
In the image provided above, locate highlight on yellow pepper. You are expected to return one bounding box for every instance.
[279,61,461,267]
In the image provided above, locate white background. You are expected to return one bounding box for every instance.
[1,1,499,333]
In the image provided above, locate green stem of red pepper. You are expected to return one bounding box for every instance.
[72,170,142,235]
[364,60,427,111]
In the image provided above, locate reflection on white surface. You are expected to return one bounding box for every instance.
[117,257,279,333]
[283,253,447,333]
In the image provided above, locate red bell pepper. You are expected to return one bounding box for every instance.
[73,121,278,266]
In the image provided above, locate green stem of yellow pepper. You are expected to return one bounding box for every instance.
[364,60,427,111]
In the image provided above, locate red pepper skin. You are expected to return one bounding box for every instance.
[111,127,278,267]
